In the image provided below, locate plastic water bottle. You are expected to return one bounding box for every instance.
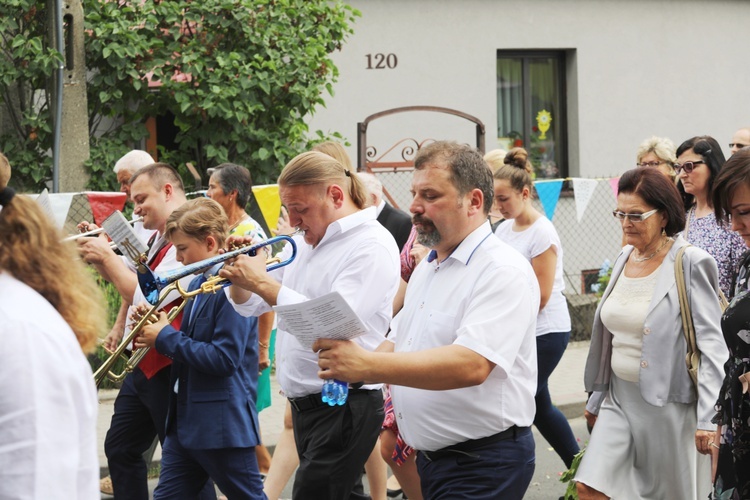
[322,379,348,406]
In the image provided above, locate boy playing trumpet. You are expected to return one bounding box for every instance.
[135,197,266,499]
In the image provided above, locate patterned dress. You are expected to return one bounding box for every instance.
[685,206,746,299]
[713,251,750,500]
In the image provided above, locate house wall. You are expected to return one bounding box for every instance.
[307,0,750,176]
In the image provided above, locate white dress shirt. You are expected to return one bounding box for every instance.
[125,233,192,333]
[389,222,540,451]
[230,207,400,398]
[0,273,99,499]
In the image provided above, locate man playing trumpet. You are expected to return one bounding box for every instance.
[78,163,216,499]
[221,151,400,500]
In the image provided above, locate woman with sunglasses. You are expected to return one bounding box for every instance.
[575,168,727,499]
[708,148,750,499]
[676,136,746,298]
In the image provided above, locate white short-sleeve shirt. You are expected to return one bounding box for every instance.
[0,273,99,499]
[495,217,571,335]
[389,222,540,451]
[230,207,400,398]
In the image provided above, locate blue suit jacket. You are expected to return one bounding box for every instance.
[155,274,261,449]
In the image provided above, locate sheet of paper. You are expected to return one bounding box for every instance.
[273,291,368,349]
[102,210,148,262]
[35,189,56,223]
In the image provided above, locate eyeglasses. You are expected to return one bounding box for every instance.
[612,208,659,223]
[636,161,666,168]
[730,143,749,150]
[673,160,705,174]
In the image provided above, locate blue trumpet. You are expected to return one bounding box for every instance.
[137,235,297,305]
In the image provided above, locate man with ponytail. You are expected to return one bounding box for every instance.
[221,150,400,500]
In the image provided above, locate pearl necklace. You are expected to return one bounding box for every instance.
[632,236,672,263]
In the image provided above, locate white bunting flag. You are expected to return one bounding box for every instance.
[572,178,599,222]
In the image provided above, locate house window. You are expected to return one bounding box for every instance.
[496,51,567,178]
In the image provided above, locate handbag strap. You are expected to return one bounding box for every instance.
[674,246,698,375]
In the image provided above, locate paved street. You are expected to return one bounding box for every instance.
[99,341,591,499]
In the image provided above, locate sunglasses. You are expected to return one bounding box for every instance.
[673,160,705,174]
[612,208,659,223]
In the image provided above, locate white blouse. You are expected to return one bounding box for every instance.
[0,272,99,499]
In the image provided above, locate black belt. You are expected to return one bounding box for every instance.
[288,388,375,413]
[419,426,529,462]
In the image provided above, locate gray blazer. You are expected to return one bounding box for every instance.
[584,236,728,429]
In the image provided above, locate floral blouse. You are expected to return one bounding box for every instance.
[684,206,746,299]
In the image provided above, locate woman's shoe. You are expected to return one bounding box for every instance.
[386,488,403,498]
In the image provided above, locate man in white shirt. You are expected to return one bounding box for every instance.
[358,171,412,251]
[314,141,541,498]
[78,164,215,499]
[221,150,400,500]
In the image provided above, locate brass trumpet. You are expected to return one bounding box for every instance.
[93,278,224,387]
[94,235,297,386]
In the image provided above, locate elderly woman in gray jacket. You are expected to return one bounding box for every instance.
[575,168,728,500]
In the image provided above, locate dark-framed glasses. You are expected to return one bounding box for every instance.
[673,160,705,174]
[636,161,665,168]
[612,208,659,223]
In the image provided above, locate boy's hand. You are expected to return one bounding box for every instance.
[134,311,169,349]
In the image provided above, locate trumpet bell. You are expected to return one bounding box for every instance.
[138,235,297,305]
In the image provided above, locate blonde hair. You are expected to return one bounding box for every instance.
[636,136,676,166]
[0,193,106,353]
[0,151,10,189]
[483,148,508,173]
[312,141,354,172]
[165,197,229,248]
[278,151,368,209]
[493,147,534,193]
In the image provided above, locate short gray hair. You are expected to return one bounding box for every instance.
[356,172,383,203]
[113,150,155,175]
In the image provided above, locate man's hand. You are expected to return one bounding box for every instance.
[133,310,169,349]
[314,339,371,383]
[77,234,116,266]
[219,251,270,294]
[101,327,124,352]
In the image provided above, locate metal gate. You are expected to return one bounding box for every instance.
[356,106,485,210]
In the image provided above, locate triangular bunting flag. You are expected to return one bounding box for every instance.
[85,191,127,226]
[535,180,563,220]
[252,184,282,234]
[49,192,76,229]
[608,177,620,199]
[572,178,599,222]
